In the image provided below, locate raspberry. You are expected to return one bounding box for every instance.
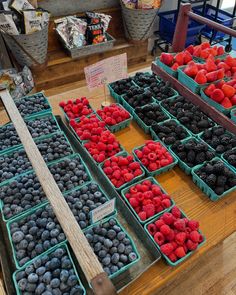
[155,219,165,229]
[143,191,153,199]
[154,232,165,245]
[186,239,198,251]
[135,150,143,159]
[171,241,178,250]
[160,243,174,256]
[113,170,121,180]
[189,231,200,243]
[152,185,162,196]
[175,232,187,245]
[168,252,177,262]
[141,185,149,192]
[138,211,147,221]
[103,167,112,175]
[174,219,186,231]
[130,186,138,194]
[129,162,140,170]
[97,154,105,163]
[156,205,164,213]
[166,229,175,241]
[188,220,199,231]
[160,224,171,236]
[142,180,152,187]
[148,153,157,161]
[129,198,139,208]
[134,169,142,177]
[171,206,182,218]
[143,204,155,218]
[153,197,161,207]
[141,158,149,166]
[175,246,186,258]
[148,163,158,171]
[147,224,157,236]
[124,173,134,182]
[162,199,171,209]
[119,157,129,166]
[162,212,174,225]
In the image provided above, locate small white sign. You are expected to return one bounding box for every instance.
[91,198,116,223]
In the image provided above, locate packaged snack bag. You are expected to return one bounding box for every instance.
[0,11,19,34]
[87,22,105,44]
[10,0,34,13]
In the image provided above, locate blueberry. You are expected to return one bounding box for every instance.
[104,239,113,248]
[50,258,61,270]
[67,275,78,287]
[129,252,137,262]
[103,267,111,275]
[36,266,46,276]
[42,271,52,284]
[70,285,84,295]
[28,273,39,283]
[102,257,111,266]
[107,230,116,239]
[118,243,125,254]
[15,271,25,281]
[117,231,126,241]
[35,282,45,294]
[60,270,69,282]
[54,248,64,258]
[18,278,27,291]
[25,264,35,275]
[110,265,119,274]
[85,233,93,243]
[26,282,37,292]
[12,231,24,243]
[94,242,102,252]
[120,254,128,263]
[98,250,107,259]
[50,278,60,288]
[61,258,72,269]
[124,245,133,255]
[111,253,119,264]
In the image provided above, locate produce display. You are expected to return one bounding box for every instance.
[0,133,73,183]
[97,104,131,126]
[200,126,236,154]
[187,42,225,59]
[101,154,143,189]
[122,86,153,109]
[109,77,134,95]
[223,149,236,169]
[59,97,93,120]
[10,204,66,267]
[148,80,177,101]
[132,72,158,88]
[159,51,192,70]
[151,119,190,145]
[134,140,175,173]
[134,103,169,126]
[14,246,84,294]
[193,159,236,196]
[84,217,139,276]
[122,178,174,222]
[161,96,215,134]
[146,206,204,264]
[203,79,236,109]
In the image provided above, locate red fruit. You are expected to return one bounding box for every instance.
[129,197,139,208]
[175,232,187,245]
[222,84,235,97]
[195,70,207,84]
[186,239,198,251]
[230,95,236,105]
[171,241,178,250]
[97,154,105,163]
[217,46,224,55]
[225,55,236,67]
[171,206,182,218]
[188,220,199,231]
[183,51,192,64]
[154,232,165,245]
[201,42,210,50]
[160,224,171,236]
[160,243,174,256]
[200,49,209,59]
[205,58,217,72]
[199,234,204,243]
[148,163,158,171]
[186,44,194,55]
[162,199,171,209]
[205,84,216,96]
[217,62,230,71]
[175,52,184,66]
[189,231,200,243]
[135,150,143,159]
[168,252,177,262]
[174,219,186,231]
[162,212,174,225]
[166,229,175,241]
[211,89,225,103]
[217,68,225,80]
[155,219,165,229]
[124,173,134,182]
[143,204,155,218]
[138,211,147,221]
[175,246,186,258]
[206,71,218,82]
[147,224,157,236]
[184,64,198,77]
[222,97,233,108]
[171,63,179,71]
[193,45,201,57]
[160,53,174,66]
[129,162,140,170]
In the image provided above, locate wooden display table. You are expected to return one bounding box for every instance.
[0,67,235,295]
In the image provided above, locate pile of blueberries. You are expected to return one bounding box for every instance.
[84,217,138,276]
[15,93,51,117]
[10,204,66,267]
[161,96,215,134]
[132,72,158,88]
[110,77,134,95]
[123,86,153,109]
[15,246,84,294]
[200,126,236,154]
[148,80,176,101]
[0,156,90,219]
[0,115,59,152]
[152,119,190,145]
[0,133,73,183]
[135,103,169,126]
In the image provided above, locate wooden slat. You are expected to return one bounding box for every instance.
[0,89,116,295]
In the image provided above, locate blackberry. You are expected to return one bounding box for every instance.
[206,174,217,187]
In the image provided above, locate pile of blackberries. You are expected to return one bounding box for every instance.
[195,159,236,195]
[149,80,176,101]
[223,149,236,169]
[65,182,108,229]
[152,119,190,145]
[10,204,66,267]
[161,96,215,134]
[0,115,59,152]
[110,78,134,95]
[0,156,90,219]
[200,126,236,154]
[15,246,84,294]
[135,104,168,126]
[0,133,73,183]
[84,217,138,276]
[132,72,158,88]
[15,93,51,117]
[171,138,215,168]
[123,86,153,108]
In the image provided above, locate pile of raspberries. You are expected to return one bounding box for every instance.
[97,104,130,126]
[59,98,93,119]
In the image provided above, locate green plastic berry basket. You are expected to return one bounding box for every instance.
[121,176,175,225]
[120,94,155,116]
[108,83,122,103]
[191,157,236,201]
[13,242,86,294]
[99,151,145,192]
[170,136,216,175]
[152,87,179,103]
[144,207,206,266]
[230,107,236,123]
[15,92,52,119]
[59,101,95,123]
[96,103,133,133]
[221,148,236,173]
[83,215,140,279]
[155,55,178,78]
[132,140,178,177]
[200,87,235,115]
[150,119,192,146]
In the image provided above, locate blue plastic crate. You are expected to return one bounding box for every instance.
[158,9,205,46]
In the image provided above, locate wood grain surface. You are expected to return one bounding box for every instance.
[0,67,236,294]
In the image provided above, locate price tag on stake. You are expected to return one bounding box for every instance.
[91,198,116,224]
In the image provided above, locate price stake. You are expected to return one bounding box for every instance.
[91,198,116,224]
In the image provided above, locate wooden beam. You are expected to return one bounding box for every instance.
[0,89,117,295]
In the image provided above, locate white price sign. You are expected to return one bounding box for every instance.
[91,198,116,223]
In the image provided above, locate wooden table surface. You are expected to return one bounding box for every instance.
[0,69,236,295]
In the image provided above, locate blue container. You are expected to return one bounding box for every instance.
[231,107,236,123]
[158,9,205,46]
[192,4,234,40]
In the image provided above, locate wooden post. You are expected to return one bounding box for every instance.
[172,3,191,52]
[0,89,117,295]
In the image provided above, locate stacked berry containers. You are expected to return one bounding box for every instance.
[221,148,236,173]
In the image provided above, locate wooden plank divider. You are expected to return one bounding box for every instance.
[0,89,117,295]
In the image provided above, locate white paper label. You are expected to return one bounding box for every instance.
[91,198,115,223]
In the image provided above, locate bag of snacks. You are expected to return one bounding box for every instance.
[0,11,19,34]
